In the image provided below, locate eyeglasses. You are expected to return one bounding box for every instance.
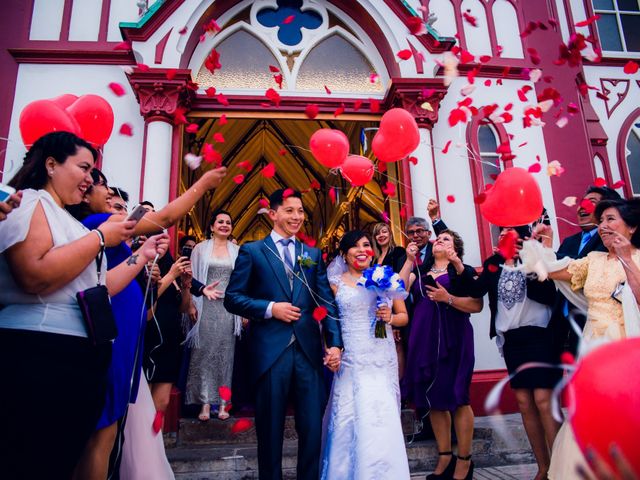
[406,228,429,236]
[112,203,127,212]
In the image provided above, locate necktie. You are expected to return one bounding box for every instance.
[416,249,424,266]
[279,238,294,287]
[578,230,594,254]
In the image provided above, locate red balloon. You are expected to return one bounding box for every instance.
[66,94,114,147]
[309,129,349,168]
[19,99,81,147]
[340,155,375,186]
[479,167,542,226]
[569,338,640,476]
[51,94,79,109]
[372,108,420,162]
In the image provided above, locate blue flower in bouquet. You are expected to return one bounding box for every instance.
[356,264,408,338]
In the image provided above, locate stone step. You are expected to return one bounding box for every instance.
[166,414,534,480]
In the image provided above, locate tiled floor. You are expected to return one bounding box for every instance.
[412,463,538,479]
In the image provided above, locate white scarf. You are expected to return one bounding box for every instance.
[183,238,240,347]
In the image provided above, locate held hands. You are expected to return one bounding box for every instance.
[272,302,301,323]
[427,198,441,222]
[201,166,227,190]
[426,281,450,303]
[376,305,393,324]
[323,346,342,372]
[202,280,225,300]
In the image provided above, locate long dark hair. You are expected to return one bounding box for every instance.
[339,230,371,256]
[207,209,233,239]
[8,131,98,190]
[595,198,640,248]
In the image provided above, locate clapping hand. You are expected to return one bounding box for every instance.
[323,346,342,372]
[426,281,450,303]
[202,280,224,300]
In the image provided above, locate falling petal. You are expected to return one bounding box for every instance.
[205,87,217,97]
[213,132,225,143]
[528,163,542,173]
[108,82,126,97]
[442,140,452,154]
[623,60,639,74]
[185,123,199,134]
[547,160,565,177]
[231,418,253,434]
[119,123,133,136]
[446,194,456,203]
[305,104,319,119]
[219,114,228,125]
[556,117,569,129]
[562,196,577,207]
[233,174,245,184]
[237,160,253,172]
[184,153,203,170]
[313,306,328,322]
[397,49,412,60]
[324,85,332,95]
[261,163,276,178]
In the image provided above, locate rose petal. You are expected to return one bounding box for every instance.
[219,114,228,125]
[528,163,542,173]
[305,104,319,119]
[119,123,133,136]
[108,82,126,97]
[313,306,328,322]
[185,123,199,134]
[184,153,203,170]
[442,140,452,154]
[237,160,253,172]
[324,85,332,95]
[231,418,253,434]
[213,132,225,143]
[562,196,577,207]
[397,49,412,60]
[233,174,245,184]
[623,60,639,74]
[446,194,455,203]
[261,163,276,178]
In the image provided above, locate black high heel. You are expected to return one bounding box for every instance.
[453,454,474,480]
[426,451,456,479]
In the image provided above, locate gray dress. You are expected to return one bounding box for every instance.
[185,256,235,405]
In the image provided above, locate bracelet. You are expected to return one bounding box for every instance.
[91,229,105,248]
[447,296,454,306]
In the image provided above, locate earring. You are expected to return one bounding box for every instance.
[48,170,54,175]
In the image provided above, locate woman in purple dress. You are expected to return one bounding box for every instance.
[399,230,482,480]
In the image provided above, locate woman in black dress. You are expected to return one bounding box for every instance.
[372,222,406,272]
[469,226,562,480]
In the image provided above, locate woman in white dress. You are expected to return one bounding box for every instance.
[321,230,410,479]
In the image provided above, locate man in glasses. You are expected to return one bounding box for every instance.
[404,199,449,272]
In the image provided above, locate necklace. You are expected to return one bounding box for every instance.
[430,265,448,274]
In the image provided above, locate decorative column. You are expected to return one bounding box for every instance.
[128,69,195,208]
[387,79,449,224]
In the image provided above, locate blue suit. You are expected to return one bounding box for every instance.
[224,235,342,480]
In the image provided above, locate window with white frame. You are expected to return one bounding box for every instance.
[477,125,503,245]
[624,118,640,195]
[593,0,640,53]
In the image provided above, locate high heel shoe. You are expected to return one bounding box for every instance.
[426,451,456,479]
[453,454,474,480]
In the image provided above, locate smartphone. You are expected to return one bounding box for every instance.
[180,246,193,259]
[423,274,438,289]
[126,204,148,224]
[0,183,16,202]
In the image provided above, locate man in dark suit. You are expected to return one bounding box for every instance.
[552,185,622,354]
[403,199,449,275]
[224,189,343,480]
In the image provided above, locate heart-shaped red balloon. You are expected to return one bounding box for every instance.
[50,94,79,109]
[340,155,375,186]
[309,129,349,168]
[66,94,114,147]
[479,167,542,226]
[569,338,640,476]
[372,108,420,163]
[19,99,81,147]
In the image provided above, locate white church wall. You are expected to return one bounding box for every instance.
[69,0,103,41]
[108,0,142,42]
[461,0,492,57]
[29,0,65,41]
[493,0,524,59]
[4,64,145,203]
[429,0,458,38]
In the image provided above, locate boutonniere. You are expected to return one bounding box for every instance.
[297,251,317,270]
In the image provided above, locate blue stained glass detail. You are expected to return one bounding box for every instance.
[257,0,322,46]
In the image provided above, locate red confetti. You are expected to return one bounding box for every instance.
[487,264,499,273]
[231,418,253,434]
[114,40,132,50]
[560,351,575,365]
[203,144,222,166]
[382,182,396,197]
[265,88,281,106]
[283,15,295,24]
[203,19,221,34]
[474,192,487,204]
[217,93,229,106]
[459,49,475,64]
[579,198,595,214]
[232,174,244,184]
[479,55,492,63]
[219,114,228,125]
[462,11,478,27]
[528,163,542,173]
[273,73,283,89]
[283,188,295,199]
[446,194,455,203]
[309,180,321,190]
[448,108,467,127]
[173,107,188,125]
[185,123,199,134]
[399,205,407,220]
[612,180,625,189]
[269,65,280,73]
[329,187,336,204]
[166,69,177,80]
[623,61,639,74]
[397,49,413,60]
[205,87,217,97]
[259,198,270,209]
[178,26,188,35]
[527,47,541,65]
[498,229,519,261]
[369,99,380,113]
[213,132,225,143]
[305,104,319,119]
[378,161,387,173]
[218,386,232,402]
[353,100,363,111]
[278,148,287,156]
[324,85,332,95]
[575,14,600,27]
[333,104,345,117]
[119,123,133,136]
[136,63,150,72]
[407,17,425,35]
[261,163,276,178]
[408,156,418,165]
[108,82,126,97]
[204,49,221,74]
[237,160,253,172]
[594,177,607,187]
[442,140,452,154]
[313,306,328,322]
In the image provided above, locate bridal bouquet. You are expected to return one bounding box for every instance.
[357,264,409,338]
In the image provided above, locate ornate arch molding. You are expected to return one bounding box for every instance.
[616,107,640,198]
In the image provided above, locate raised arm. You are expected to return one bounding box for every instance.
[134,166,226,235]
[399,241,418,289]
[5,203,135,295]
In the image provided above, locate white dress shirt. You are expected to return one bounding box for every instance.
[264,230,297,319]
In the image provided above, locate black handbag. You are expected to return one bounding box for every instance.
[76,245,118,345]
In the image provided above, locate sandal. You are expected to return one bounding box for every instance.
[198,404,210,422]
[218,400,230,420]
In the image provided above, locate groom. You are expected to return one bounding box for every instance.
[224,188,343,480]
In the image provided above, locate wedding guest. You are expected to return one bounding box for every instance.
[0,132,148,479]
[185,210,240,421]
[551,185,621,355]
[400,230,482,480]
[109,186,129,214]
[372,222,405,272]
[469,226,561,480]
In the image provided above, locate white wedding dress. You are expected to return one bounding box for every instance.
[320,278,410,479]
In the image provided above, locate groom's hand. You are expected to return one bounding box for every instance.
[323,347,342,372]
[272,302,301,323]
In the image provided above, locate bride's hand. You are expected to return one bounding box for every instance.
[376,305,392,324]
[324,346,341,372]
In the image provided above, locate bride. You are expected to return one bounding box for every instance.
[320,230,411,479]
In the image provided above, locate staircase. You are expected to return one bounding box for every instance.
[165,411,534,479]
